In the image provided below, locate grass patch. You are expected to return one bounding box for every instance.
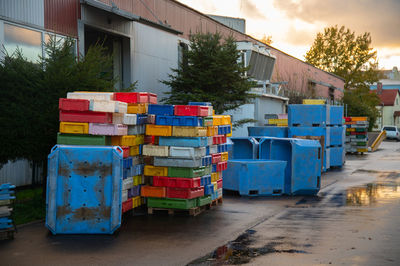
[13,187,46,225]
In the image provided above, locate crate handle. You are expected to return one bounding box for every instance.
[51,145,59,153]
[115,146,123,154]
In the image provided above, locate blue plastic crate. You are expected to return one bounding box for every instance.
[201,175,211,186]
[46,145,123,234]
[218,125,230,135]
[158,137,209,147]
[329,147,345,167]
[204,183,214,195]
[172,116,203,127]
[123,157,133,169]
[202,155,212,166]
[211,189,218,200]
[148,104,174,116]
[224,159,286,196]
[139,144,143,155]
[269,138,321,195]
[136,114,148,125]
[288,127,329,147]
[248,127,288,138]
[218,144,228,153]
[189,102,212,106]
[329,105,344,126]
[128,185,141,198]
[212,164,217,173]
[206,146,210,155]
[131,164,144,176]
[155,115,173,126]
[329,126,345,146]
[288,104,328,127]
[0,217,13,229]
[230,137,259,159]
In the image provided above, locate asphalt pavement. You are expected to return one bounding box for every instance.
[1,141,399,266]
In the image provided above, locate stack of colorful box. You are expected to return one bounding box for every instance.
[140,102,230,214]
[58,91,156,214]
[344,117,369,154]
[0,183,15,240]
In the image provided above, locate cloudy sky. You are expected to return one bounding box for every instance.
[176,0,400,70]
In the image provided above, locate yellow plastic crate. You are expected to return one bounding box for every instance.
[217,172,222,180]
[222,115,231,125]
[207,126,218,137]
[226,124,232,137]
[172,126,207,137]
[130,145,140,156]
[212,115,223,126]
[269,119,288,124]
[59,122,89,134]
[127,103,147,114]
[146,125,172,136]
[221,152,229,162]
[211,173,218,182]
[111,135,137,146]
[303,99,327,105]
[133,175,142,186]
[132,196,142,208]
[144,165,168,176]
[212,182,218,191]
[351,117,368,121]
[357,148,368,153]
[135,134,145,145]
[347,128,355,132]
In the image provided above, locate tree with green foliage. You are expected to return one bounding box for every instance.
[305,25,381,129]
[162,32,256,114]
[0,38,116,170]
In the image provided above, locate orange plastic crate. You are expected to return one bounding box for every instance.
[141,186,166,198]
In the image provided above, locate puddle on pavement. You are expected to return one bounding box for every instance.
[346,182,400,206]
[187,229,307,265]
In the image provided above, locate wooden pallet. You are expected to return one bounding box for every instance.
[211,197,223,206]
[148,205,208,216]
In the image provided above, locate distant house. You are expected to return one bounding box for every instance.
[373,88,400,130]
[370,67,400,92]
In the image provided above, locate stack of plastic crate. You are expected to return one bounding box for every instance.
[344,117,369,154]
[0,183,15,240]
[288,104,345,171]
[57,91,156,215]
[140,102,229,214]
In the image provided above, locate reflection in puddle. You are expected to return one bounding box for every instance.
[346,182,400,206]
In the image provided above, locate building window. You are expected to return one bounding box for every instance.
[3,23,42,62]
[178,41,188,69]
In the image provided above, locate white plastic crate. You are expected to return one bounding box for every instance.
[207,106,213,116]
[142,145,169,157]
[116,101,128,113]
[123,114,137,125]
[209,145,218,154]
[122,177,134,190]
[207,137,213,146]
[113,113,124,124]
[153,157,203,168]
[89,100,127,113]
[131,156,141,166]
[122,189,128,202]
[169,146,206,158]
[67,92,114,101]
[128,125,146,135]
[89,123,128,136]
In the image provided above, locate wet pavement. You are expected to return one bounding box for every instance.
[1,141,399,265]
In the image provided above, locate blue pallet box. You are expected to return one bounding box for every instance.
[158,137,209,147]
[46,145,123,234]
[269,138,321,195]
[258,137,275,159]
[224,159,286,196]
[329,146,345,167]
[148,104,174,116]
[248,126,288,138]
[230,137,259,159]
[288,127,330,147]
[288,104,329,127]
[329,105,344,126]
[329,126,345,146]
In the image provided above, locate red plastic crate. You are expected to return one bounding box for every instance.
[350,132,366,135]
[198,106,209,117]
[213,135,227,145]
[168,177,201,189]
[174,105,199,116]
[211,153,222,164]
[144,135,154,144]
[217,179,223,189]
[153,176,169,187]
[121,146,130,158]
[59,98,89,111]
[148,93,157,104]
[115,92,138,103]
[217,161,228,172]
[137,92,158,104]
[166,187,204,199]
[122,200,132,213]
[59,110,113,123]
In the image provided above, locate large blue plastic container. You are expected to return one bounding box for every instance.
[248,126,288,138]
[288,127,330,147]
[158,137,209,147]
[46,145,123,234]
[230,137,259,159]
[258,137,275,159]
[288,105,329,127]
[329,105,344,126]
[224,159,287,196]
[329,146,345,167]
[270,138,321,195]
[329,126,345,146]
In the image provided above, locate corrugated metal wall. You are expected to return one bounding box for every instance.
[44,0,79,36]
[0,0,44,27]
